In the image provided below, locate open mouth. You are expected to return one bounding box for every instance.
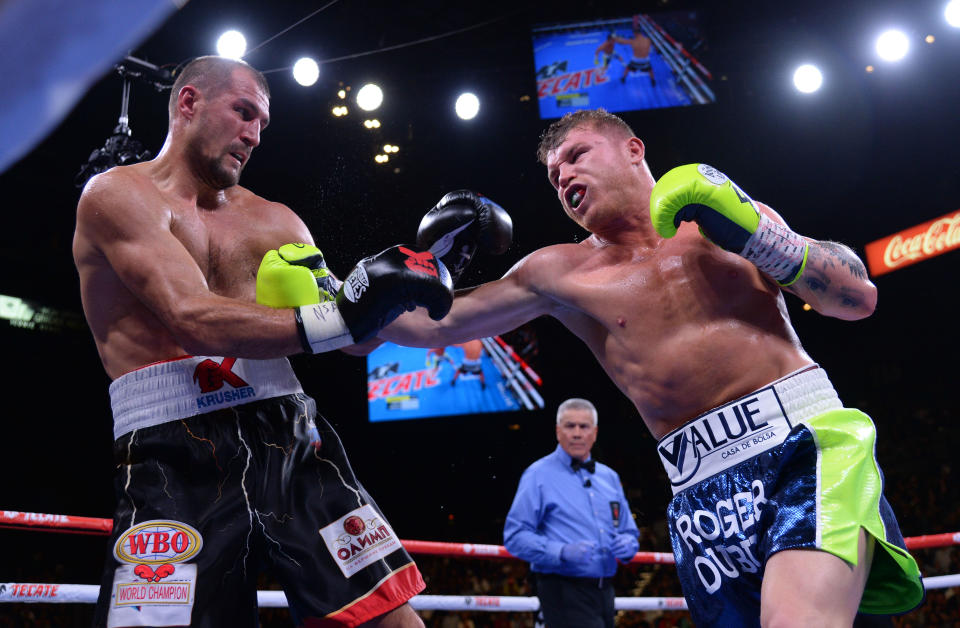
[230,152,246,166]
[566,185,586,211]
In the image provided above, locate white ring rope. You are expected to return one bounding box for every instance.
[3,574,960,610]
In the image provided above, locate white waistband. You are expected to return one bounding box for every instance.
[656,366,842,495]
[109,356,303,440]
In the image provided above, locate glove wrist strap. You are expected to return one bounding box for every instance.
[740,213,809,286]
[296,303,355,354]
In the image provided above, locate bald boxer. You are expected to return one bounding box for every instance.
[380,109,923,626]
[73,55,453,627]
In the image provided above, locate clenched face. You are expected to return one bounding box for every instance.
[556,407,597,462]
[545,125,645,233]
[186,68,270,189]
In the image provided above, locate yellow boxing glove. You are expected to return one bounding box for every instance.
[256,243,339,308]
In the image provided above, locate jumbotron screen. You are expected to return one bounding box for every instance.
[366,331,544,422]
[532,11,714,119]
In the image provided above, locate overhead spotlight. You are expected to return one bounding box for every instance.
[217,30,247,59]
[383,144,399,153]
[925,34,936,43]
[292,58,319,87]
[363,119,381,129]
[875,29,909,62]
[332,106,348,117]
[357,83,383,111]
[792,64,823,94]
[375,154,389,164]
[946,0,960,27]
[337,89,346,99]
[866,65,875,73]
[455,92,480,120]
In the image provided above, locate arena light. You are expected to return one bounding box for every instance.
[331,106,348,117]
[356,83,383,111]
[363,119,380,129]
[216,30,247,59]
[292,58,319,87]
[337,89,346,99]
[947,0,960,27]
[792,64,823,94]
[875,29,910,62]
[455,92,480,120]
[383,144,399,153]
[374,154,389,164]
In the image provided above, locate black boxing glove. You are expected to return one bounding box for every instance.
[295,245,454,353]
[416,190,512,286]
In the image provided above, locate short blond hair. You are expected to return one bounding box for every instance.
[537,108,635,164]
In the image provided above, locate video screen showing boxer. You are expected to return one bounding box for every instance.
[367,328,543,422]
[532,11,714,119]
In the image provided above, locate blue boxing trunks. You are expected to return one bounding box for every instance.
[657,366,923,626]
[94,356,424,627]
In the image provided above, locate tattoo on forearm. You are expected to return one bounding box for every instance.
[812,241,868,280]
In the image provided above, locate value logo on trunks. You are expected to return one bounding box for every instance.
[657,387,792,490]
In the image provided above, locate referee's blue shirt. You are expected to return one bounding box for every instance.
[503,444,640,578]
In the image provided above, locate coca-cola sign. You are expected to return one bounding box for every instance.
[864,209,960,277]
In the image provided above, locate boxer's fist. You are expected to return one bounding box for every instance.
[650,164,808,285]
[257,243,339,308]
[416,190,512,285]
[297,245,453,353]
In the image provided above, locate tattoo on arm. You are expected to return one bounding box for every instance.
[800,241,870,309]
[812,241,868,280]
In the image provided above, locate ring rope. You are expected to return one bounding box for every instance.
[2,510,958,564]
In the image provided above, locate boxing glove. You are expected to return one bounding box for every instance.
[416,190,512,286]
[296,245,454,353]
[649,164,809,286]
[256,243,341,308]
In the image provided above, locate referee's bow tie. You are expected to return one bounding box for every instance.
[571,458,595,473]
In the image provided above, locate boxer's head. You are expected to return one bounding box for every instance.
[169,56,270,189]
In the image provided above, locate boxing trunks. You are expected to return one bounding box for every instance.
[657,366,923,625]
[626,56,652,72]
[458,358,482,375]
[94,356,424,627]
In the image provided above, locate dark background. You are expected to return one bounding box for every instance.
[1,0,958,609]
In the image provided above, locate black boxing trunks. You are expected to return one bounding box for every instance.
[94,356,424,627]
[626,56,652,73]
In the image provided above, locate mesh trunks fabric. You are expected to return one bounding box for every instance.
[95,357,424,627]
[657,367,923,626]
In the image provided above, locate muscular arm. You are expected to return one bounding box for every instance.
[758,202,877,321]
[378,252,555,347]
[76,170,305,358]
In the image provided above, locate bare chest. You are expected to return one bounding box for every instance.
[170,205,286,300]
[551,238,779,343]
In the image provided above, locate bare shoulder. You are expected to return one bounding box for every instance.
[76,165,166,237]
[234,186,313,244]
[504,241,591,291]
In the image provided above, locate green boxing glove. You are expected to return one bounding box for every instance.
[256,243,340,308]
[649,164,809,286]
